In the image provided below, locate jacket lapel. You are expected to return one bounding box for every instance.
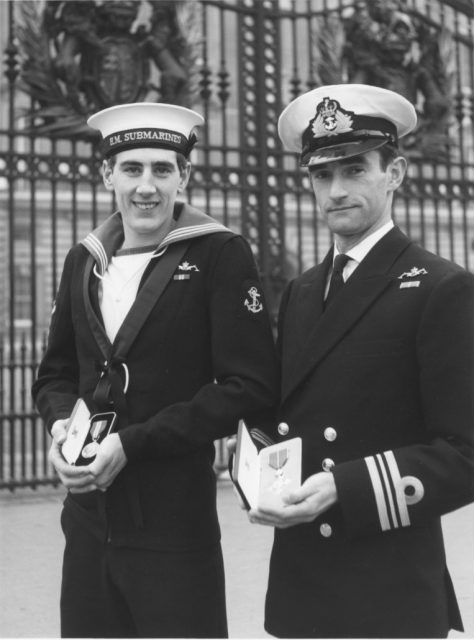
[81,212,123,361]
[281,250,332,360]
[282,227,412,402]
[111,241,191,357]
[82,255,112,362]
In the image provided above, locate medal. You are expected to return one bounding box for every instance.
[81,419,108,459]
[81,441,99,458]
[268,448,291,494]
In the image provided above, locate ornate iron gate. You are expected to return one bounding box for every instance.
[1,0,473,489]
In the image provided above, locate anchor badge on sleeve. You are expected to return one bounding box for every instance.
[244,286,263,313]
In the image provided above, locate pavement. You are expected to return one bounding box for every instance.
[0,481,472,639]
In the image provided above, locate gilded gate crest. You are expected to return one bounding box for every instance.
[16,0,201,138]
[312,0,456,158]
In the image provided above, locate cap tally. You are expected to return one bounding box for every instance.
[87,102,205,158]
[278,84,417,167]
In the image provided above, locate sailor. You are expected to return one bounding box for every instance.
[33,102,278,638]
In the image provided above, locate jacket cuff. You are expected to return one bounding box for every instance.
[334,451,420,538]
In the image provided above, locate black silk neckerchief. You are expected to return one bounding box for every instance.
[83,240,192,422]
[81,240,191,531]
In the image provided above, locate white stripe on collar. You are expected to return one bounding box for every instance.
[83,233,108,275]
[84,221,230,276]
[162,222,229,247]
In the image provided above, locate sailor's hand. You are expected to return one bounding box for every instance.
[87,433,127,491]
[51,419,69,445]
[49,420,97,492]
[248,472,338,528]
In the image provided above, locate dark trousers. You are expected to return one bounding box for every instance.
[60,504,228,638]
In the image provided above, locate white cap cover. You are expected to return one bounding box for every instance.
[87,102,205,158]
[278,84,417,166]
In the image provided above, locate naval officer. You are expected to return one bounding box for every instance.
[248,84,474,638]
[32,102,278,638]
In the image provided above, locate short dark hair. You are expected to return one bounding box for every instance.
[378,143,401,170]
[176,153,189,172]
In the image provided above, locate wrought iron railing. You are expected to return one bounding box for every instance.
[1,0,473,489]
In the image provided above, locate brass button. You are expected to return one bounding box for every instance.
[324,427,337,442]
[322,457,335,472]
[320,523,332,537]
[278,422,289,436]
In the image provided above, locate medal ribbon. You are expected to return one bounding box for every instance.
[269,449,289,470]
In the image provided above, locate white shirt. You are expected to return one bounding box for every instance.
[99,250,156,342]
[325,220,394,298]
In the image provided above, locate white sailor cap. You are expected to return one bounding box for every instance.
[87,102,205,159]
[278,84,417,167]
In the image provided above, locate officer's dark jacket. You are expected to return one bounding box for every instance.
[265,226,474,638]
[32,203,278,550]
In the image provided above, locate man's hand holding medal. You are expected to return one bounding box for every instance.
[248,471,338,528]
[229,422,338,528]
[48,400,127,493]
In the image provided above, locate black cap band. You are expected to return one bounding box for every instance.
[302,114,398,164]
[101,128,198,158]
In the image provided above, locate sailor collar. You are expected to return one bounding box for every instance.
[81,203,230,276]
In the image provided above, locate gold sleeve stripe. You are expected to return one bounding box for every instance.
[365,455,391,531]
[384,450,410,527]
[365,451,412,532]
[376,453,399,528]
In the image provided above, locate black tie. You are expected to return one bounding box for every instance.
[325,254,350,308]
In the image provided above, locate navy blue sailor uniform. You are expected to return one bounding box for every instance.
[32,202,278,637]
[264,226,474,639]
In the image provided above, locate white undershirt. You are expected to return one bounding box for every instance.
[325,220,395,297]
[99,250,156,342]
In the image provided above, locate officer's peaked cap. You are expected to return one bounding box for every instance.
[278,84,417,167]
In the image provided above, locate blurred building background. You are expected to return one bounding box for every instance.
[0,0,473,489]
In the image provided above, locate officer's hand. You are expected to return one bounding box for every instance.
[248,472,338,528]
[87,433,127,492]
[49,420,97,492]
